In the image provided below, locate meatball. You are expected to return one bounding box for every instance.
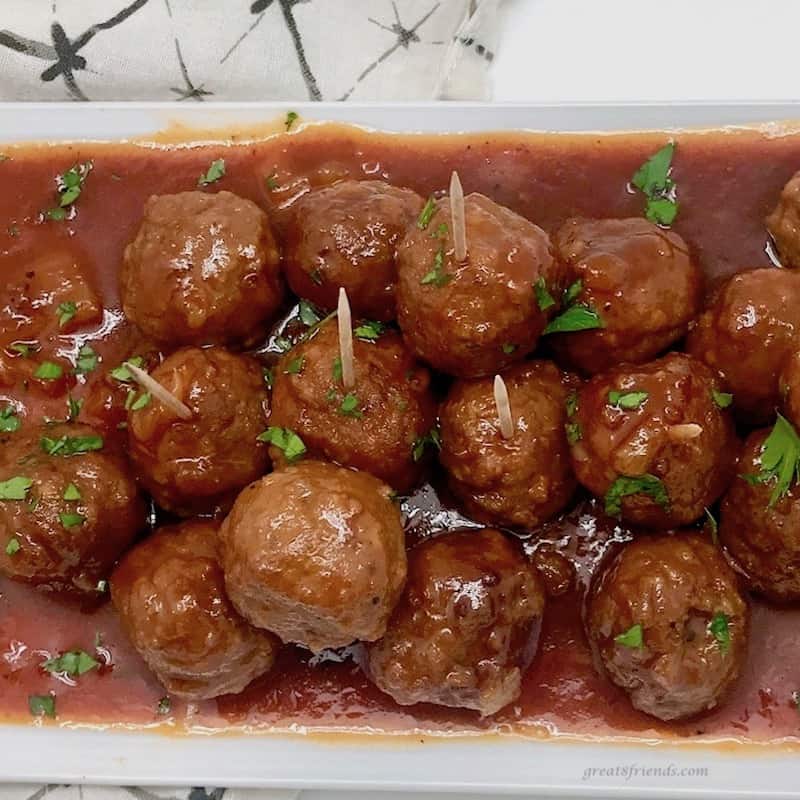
[586,533,749,721]
[268,319,436,492]
[439,361,577,529]
[396,193,560,377]
[121,191,283,346]
[550,217,703,375]
[0,423,145,595]
[111,520,279,700]
[364,528,545,717]
[569,353,737,528]
[219,460,406,652]
[719,426,800,602]
[127,347,269,516]
[283,180,423,321]
[766,171,800,267]
[686,267,800,423]
[779,350,800,429]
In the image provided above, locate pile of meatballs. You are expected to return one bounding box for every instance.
[2,167,800,727]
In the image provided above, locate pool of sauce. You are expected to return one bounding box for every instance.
[0,122,798,744]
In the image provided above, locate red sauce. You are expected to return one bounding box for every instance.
[0,123,798,743]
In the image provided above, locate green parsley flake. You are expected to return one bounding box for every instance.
[110,356,144,383]
[704,507,719,546]
[565,422,582,445]
[263,367,274,389]
[9,342,37,357]
[5,537,20,556]
[157,696,172,715]
[41,649,99,677]
[0,405,20,433]
[543,305,604,335]
[339,393,363,418]
[746,414,800,507]
[265,173,279,190]
[708,612,731,652]
[712,389,733,409]
[257,426,306,462]
[285,111,299,130]
[284,356,305,375]
[420,247,451,287]
[412,427,441,462]
[131,392,151,411]
[34,361,63,381]
[197,158,226,187]
[273,335,292,353]
[563,279,583,306]
[631,143,678,227]
[608,390,649,410]
[63,483,81,501]
[0,476,33,500]
[605,474,669,518]
[74,344,98,374]
[417,196,437,230]
[46,162,92,220]
[41,434,104,457]
[534,277,556,311]
[60,512,85,529]
[57,301,77,328]
[354,320,386,341]
[565,391,578,418]
[501,343,517,355]
[28,694,55,719]
[332,357,343,382]
[67,395,82,422]
[645,197,679,226]
[298,300,321,327]
[615,623,644,649]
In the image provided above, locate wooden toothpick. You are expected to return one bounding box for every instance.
[125,362,193,420]
[450,170,468,263]
[337,287,355,391]
[494,374,514,439]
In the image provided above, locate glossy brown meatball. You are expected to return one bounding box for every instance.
[569,353,737,527]
[219,461,406,652]
[766,171,800,267]
[0,424,145,595]
[396,193,560,377]
[283,180,423,321]
[550,218,702,375]
[586,533,749,721]
[121,191,283,346]
[268,319,436,492]
[686,267,800,423]
[127,347,269,516]
[364,529,545,717]
[439,361,577,529]
[111,520,279,700]
[719,427,800,603]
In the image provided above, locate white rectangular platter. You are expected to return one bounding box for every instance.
[0,101,799,798]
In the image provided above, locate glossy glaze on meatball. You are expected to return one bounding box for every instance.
[364,528,545,717]
[111,519,279,700]
[550,218,703,375]
[686,267,800,423]
[719,427,800,603]
[268,319,436,492]
[127,346,269,516]
[219,461,407,652]
[569,353,738,527]
[396,193,561,377]
[121,191,283,346]
[586,533,749,721]
[439,361,577,529]
[766,171,800,268]
[0,424,145,595]
[283,180,423,321]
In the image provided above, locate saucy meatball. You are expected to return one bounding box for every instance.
[569,353,737,528]
[766,171,800,267]
[551,218,703,375]
[283,180,423,321]
[111,520,279,700]
[121,191,283,346]
[686,267,800,422]
[586,533,749,721]
[396,193,560,377]
[127,346,269,515]
[439,361,577,529]
[364,528,545,717]
[219,460,406,652]
[779,350,800,429]
[719,426,800,603]
[268,319,436,492]
[0,423,144,595]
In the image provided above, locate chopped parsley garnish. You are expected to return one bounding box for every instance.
[284,356,305,375]
[417,196,436,230]
[0,476,33,500]
[332,357,343,382]
[57,301,77,328]
[273,335,292,353]
[432,221,448,237]
[534,277,556,311]
[543,304,604,335]
[563,279,583,306]
[5,538,19,556]
[46,162,92,219]
[63,483,81,501]
[74,344,98,374]
[41,434,103,457]
[501,343,517,355]
[565,422,582,445]
[197,158,226,187]
[257,426,306,462]
[67,395,82,422]
[60,512,85,529]
[263,367,274,389]
[28,694,55,718]
[0,405,20,433]
[157,696,172,715]
[420,247,451,287]
[608,390,649,410]
[565,391,578,418]
[130,392,151,411]
[412,427,441,462]
[110,356,144,383]
[9,342,37,357]
[708,612,731,652]
[285,111,299,130]
[614,623,644,649]
[744,414,800,507]
[605,474,669,517]
[265,173,279,190]
[712,389,733,409]
[354,320,386,341]
[42,649,99,677]
[298,299,321,327]
[704,507,719,546]
[631,142,679,226]
[339,393,363,418]
[34,361,63,381]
